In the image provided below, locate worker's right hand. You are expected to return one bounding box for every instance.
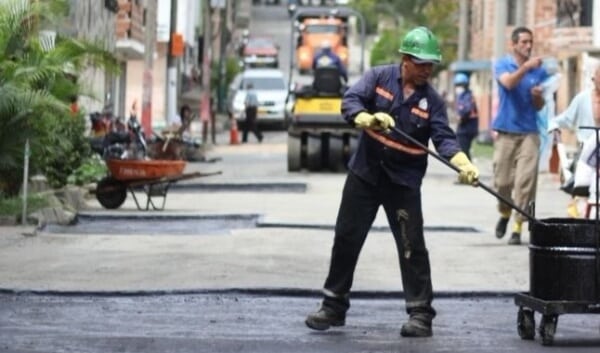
[450,151,479,186]
[354,112,395,131]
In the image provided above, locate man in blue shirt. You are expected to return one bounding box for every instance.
[312,40,348,83]
[492,26,547,245]
[305,27,479,338]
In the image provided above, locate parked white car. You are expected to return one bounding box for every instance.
[227,68,289,129]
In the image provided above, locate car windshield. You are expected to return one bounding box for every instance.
[241,77,285,90]
[246,39,275,50]
[305,24,339,34]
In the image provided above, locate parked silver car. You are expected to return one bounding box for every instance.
[227,68,288,129]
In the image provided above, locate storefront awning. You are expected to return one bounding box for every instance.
[449,60,491,72]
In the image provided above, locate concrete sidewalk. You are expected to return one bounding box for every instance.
[0,138,573,294]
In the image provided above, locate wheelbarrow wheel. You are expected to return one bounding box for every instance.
[96,177,127,209]
[539,314,558,346]
[517,307,535,340]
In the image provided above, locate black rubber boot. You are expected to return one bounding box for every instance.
[305,306,345,331]
[508,232,521,245]
[400,314,433,337]
[495,217,509,239]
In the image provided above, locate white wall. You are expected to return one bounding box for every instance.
[157,0,200,45]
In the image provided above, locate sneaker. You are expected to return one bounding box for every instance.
[495,217,509,239]
[305,307,345,331]
[508,232,521,245]
[400,315,432,337]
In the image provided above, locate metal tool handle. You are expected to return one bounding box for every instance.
[387,126,538,224]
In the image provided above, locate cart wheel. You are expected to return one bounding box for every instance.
[517,307,535,340]
[96,177,127,209]
[539,314,558,346]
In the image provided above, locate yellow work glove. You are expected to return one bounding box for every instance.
[449,151,479,185]
[354,112,395,130]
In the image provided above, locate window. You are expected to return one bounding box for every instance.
[507,0,517,25]
[305,24,339,34]
[104,0,119,13]
[556,0,593,27]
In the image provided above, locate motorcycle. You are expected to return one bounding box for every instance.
[89,112,147,160]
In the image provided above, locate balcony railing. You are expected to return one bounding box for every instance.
[115,0,145,59]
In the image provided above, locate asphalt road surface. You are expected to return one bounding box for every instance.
[1,293,599,353]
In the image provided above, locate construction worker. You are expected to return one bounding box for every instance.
[453,72,479,160]
[312,40,348,83]
[304,27,479,337]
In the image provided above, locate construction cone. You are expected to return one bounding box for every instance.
[229,118,240,145]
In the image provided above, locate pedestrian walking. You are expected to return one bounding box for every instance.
[453,73,479,160]
[242,83,263,143]
[304,26,479,338]
[548,64,600,217]
[492,27,548,245]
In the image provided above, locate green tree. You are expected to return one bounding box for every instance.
[0,0,117,196]
[297,1,460,67]
[348,0,458,70]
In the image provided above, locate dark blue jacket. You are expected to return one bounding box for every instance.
[341,64,461,189]
[312,49,348,82]
[455,89,479,136]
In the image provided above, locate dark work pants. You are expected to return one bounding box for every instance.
[457,132,476,160]
[322,171,435,318]
[457,120,478,160]
[243,106,263,143]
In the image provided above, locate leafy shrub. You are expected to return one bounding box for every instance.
[0,193,50,217]
[33,113,92,189]
[67,155,107,186]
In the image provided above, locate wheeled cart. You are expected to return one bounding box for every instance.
[514,218,600,346]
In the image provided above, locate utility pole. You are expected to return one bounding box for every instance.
[166,0,178,124]
[217,0,229,114]
[200,0,216,144]
[141,0,157,136]
[457,0,468,61]
[493,0,507,61]
[490,0,508,136]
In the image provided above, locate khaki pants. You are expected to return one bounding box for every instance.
[493,132,540,223]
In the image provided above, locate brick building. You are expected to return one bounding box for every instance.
[451,0,600,141]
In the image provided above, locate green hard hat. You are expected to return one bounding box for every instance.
[398,26,442,64]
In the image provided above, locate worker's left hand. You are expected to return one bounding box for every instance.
[449,151,479,185]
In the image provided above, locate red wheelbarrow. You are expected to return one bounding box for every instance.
[94,159,221,211]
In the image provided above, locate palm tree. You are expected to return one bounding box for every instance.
[0,0,117,196]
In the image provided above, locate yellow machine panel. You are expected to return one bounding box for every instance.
[293,97,342,115]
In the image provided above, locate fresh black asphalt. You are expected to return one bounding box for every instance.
[1,293,599,353]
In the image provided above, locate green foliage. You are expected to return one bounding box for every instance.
[369,29,401,67]
[472,141,494,160]
[0,193,50,217]
[349,0,380,35]
[211,56,242,95]
[67,155,107,186]
[34,113,92,188]
[0,0,117,196]
[354,0,459,71]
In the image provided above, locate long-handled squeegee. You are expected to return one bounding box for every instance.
[388,126,539,224]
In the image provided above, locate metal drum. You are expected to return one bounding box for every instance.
[529,218,600,302]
